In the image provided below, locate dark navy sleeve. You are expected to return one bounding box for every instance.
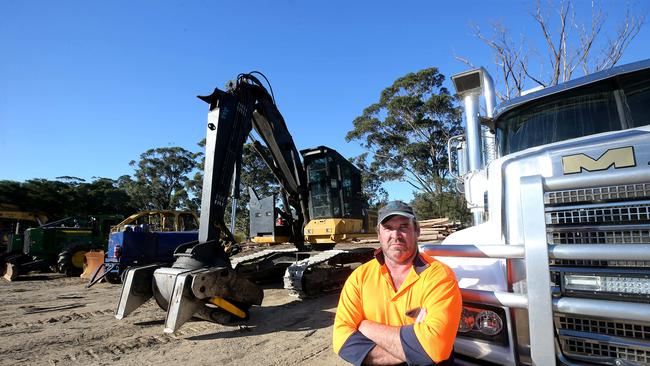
[339,330,376,366]
[400,324,435,365]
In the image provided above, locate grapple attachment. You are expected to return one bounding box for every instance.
[115,242,263,333]
[160,266,263,333]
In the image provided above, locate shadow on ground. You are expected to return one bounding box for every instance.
[186,292,340,340]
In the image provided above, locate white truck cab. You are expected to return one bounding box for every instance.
[425,59,650,365]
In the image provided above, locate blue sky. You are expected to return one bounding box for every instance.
[1,0,648,202]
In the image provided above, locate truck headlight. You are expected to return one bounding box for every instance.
[476,310,503,335]
[564,274,650,295]
[457,304,508,346]
[458,308,475,333]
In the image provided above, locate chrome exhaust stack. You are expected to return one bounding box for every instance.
[451,67,497,225]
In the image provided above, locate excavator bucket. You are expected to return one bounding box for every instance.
[81,250,105,280]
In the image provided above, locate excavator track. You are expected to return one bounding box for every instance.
[232,248,309,283]
[284,248,375,298]
[231,248,298,268]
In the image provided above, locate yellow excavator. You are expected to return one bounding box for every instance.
[116,73,377,333]
[248,145,377,247]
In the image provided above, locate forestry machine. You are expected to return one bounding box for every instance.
[115,73,375,333]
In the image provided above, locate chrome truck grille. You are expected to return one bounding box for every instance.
[546,183,650,205]
[559,336,650,364]
[545,182,650,365]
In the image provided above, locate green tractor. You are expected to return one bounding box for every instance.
[0,207,47,271]
[2,215,122,281]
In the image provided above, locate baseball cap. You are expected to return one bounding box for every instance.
[378,200,416,224]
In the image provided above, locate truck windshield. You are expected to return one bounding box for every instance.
[496,68,650,155]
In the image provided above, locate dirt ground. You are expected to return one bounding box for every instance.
[0,244,379,366]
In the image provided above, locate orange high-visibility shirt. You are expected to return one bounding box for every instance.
[333,250,461,365]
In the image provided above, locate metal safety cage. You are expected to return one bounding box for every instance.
[421,174,650,366]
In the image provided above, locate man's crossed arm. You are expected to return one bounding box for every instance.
[358,320,405,365]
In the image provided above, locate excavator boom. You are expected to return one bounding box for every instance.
[196,75,308,249]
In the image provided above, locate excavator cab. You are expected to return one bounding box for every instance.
[301,146,376,246]
[302,146,363,220]
[249,146,376,247]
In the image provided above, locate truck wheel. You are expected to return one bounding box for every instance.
[57,247,88,276]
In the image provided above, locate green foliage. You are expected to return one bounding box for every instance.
[80,178,135,215]
[187,141,279,237]
[0,181,24,208]
[410,190,471,225]
[241,143,280,199]
[347,67,468,221]
[346,68,463,195]
[2,141,277,235]
[0,178,134,221]
[346,68,461,193]
[124,147,199,211]
[222,143,280,238]
[184,139,206,212]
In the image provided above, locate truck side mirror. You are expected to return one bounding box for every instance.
[448,134,468,181]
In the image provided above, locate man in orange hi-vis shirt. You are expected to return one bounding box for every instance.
[333,201,462,365]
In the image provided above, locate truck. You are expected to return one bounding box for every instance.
[87,210,200,285]
[115,72,376,333]
[422,59,650,365]
[3,215,122,280]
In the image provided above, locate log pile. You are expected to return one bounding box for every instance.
[417,217,459,243]
[354,217,460,244]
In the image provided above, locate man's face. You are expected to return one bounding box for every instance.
[378,215,419,265]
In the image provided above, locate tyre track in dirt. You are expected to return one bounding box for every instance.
[42,311,260,365]
[4,299,280,365]
[46,333,178,365]
[0,308,115,329]
[2,309,178,365]
[2,312,147,363]
[0,300,162,330]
